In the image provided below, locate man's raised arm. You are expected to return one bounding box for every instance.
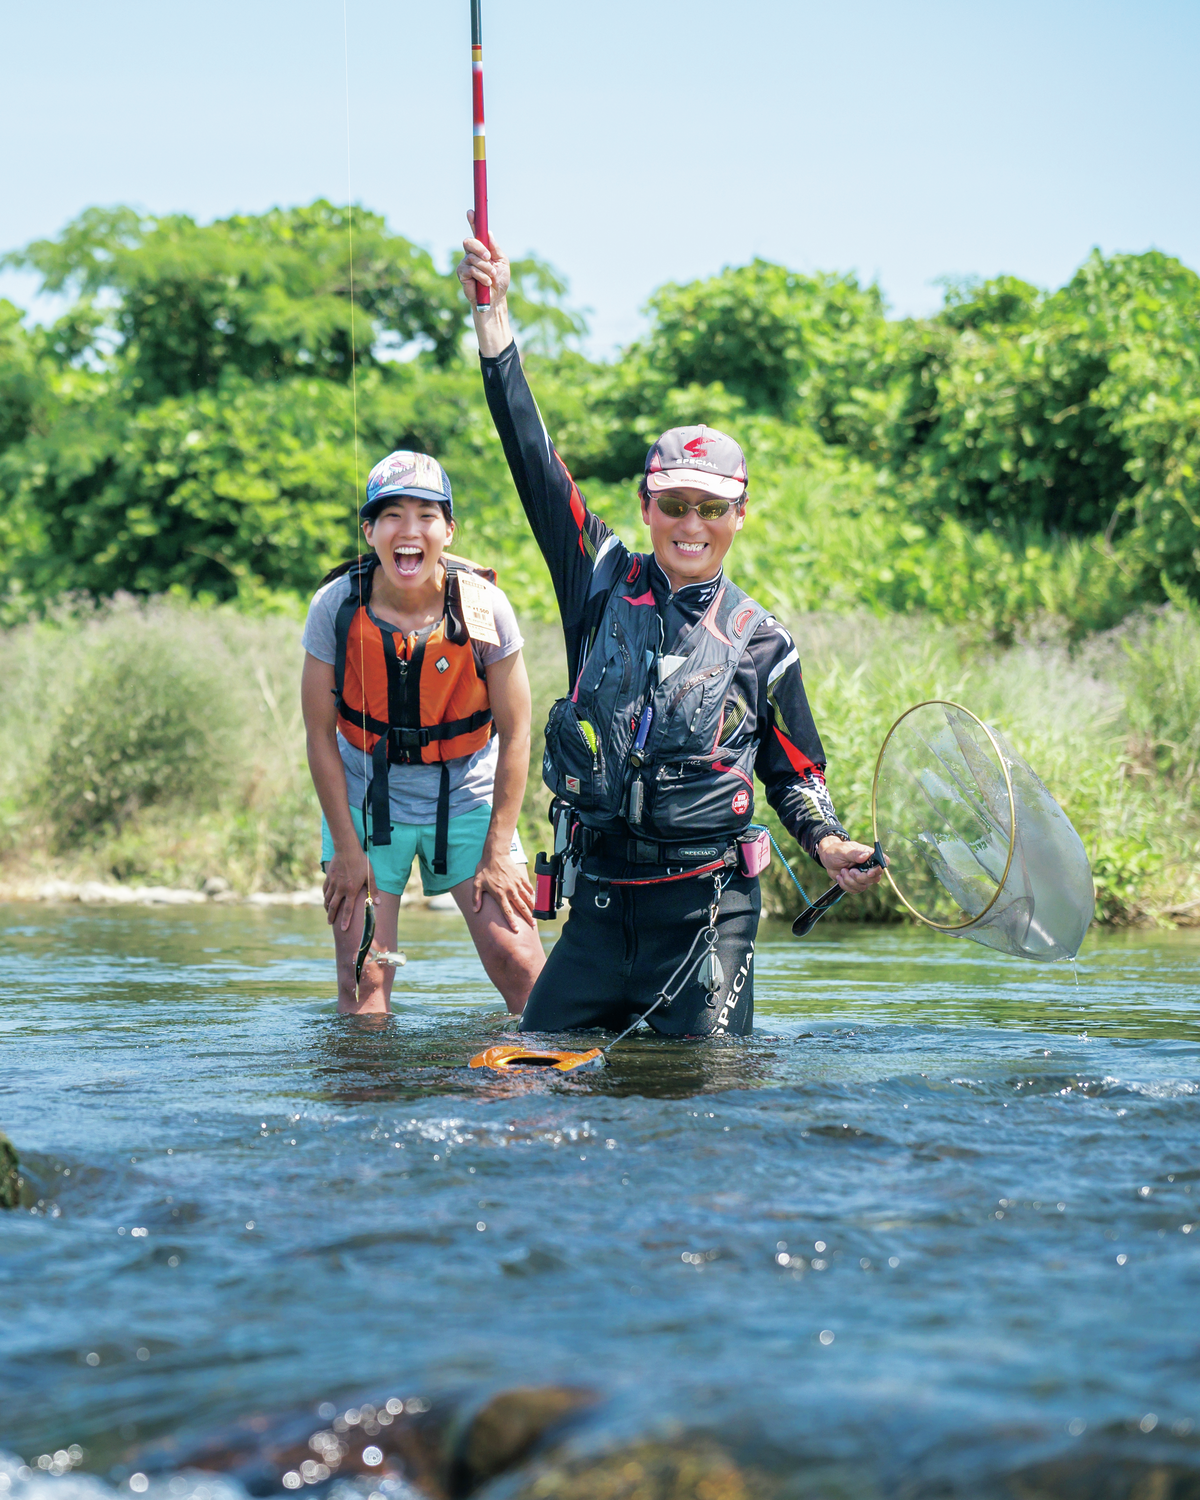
[456,219,616,644]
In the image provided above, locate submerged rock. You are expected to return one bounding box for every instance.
[126,1385,599,1499]
[450,1387,599,1497]
[0,1133,18,1208]
[988,1451,1200,1500]
[510,1436,766,1500]
[129,1396,445,1497]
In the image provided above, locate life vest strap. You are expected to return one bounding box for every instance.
[338,700,494,758]
[363,725,485,857]
[370,733,393,847]
[433,763,451,875]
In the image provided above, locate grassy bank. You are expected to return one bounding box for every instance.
[0,597,1196,926]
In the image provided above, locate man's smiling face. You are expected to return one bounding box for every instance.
[640,485,745,592]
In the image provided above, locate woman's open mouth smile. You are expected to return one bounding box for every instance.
[394,545,424,577]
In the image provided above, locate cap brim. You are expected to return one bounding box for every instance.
[368,484,450,505]
[646,468,745,500]
[361,485,452,517]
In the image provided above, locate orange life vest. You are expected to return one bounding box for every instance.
[332,552,497,864]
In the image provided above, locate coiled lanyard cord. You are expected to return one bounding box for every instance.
[602,870,729,1052]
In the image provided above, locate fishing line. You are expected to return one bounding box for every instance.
[341,0,373,996]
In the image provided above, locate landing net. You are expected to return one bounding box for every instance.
[871,701,1094,961]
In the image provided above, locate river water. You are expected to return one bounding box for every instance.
[2,903,1199,1497]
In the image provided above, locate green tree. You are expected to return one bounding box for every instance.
[4,201,465,399]
[0,300,47,451]
[0,202,580,609]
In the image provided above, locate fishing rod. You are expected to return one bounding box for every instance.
[470,0,490,305]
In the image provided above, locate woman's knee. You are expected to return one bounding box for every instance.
[482,919,543,978]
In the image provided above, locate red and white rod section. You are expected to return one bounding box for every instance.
[470,0,490,305]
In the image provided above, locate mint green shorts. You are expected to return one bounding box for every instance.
[320,804,526,898]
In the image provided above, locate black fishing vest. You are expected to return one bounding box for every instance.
[541,555,768,843]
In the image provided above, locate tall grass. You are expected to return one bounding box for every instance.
[0,597,314,892]
[753,610,1200,923]
[0,596,1195,924]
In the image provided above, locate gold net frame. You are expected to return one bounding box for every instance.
[870,699,1017,933]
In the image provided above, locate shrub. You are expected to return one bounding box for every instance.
[37,616,238,846]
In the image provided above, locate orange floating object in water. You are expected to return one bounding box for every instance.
[469,1045,605,1073]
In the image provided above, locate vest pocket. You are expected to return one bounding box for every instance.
[542,698,609,812]
[641,760,756,841]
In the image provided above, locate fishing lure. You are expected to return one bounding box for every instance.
[354,895,376,986]
[353,895,407,982]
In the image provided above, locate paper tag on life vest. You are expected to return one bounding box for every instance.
[456,572,500,645]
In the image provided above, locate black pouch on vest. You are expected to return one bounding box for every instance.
[542,698,612,814]
[640,760,755,842]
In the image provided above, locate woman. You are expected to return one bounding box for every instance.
[300,449,545,1015]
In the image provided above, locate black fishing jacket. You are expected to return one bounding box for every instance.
[543,548,767,845]
[479,339,850,875]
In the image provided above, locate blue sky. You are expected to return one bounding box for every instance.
[3,0,1198,354]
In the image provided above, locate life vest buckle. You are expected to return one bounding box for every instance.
[391,726,432,750]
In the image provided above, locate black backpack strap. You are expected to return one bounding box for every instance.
[717,585,769,655]
[433,763,451,875]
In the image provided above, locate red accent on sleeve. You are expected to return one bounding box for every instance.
[774,725,816,776]
[568,482,588,555]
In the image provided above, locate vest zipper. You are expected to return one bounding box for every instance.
[666,664,725,715]
[611,615,632,697]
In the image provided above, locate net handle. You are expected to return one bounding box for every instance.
[870,698,1017,933]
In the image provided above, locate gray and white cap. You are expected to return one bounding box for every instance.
[644,424,748,501]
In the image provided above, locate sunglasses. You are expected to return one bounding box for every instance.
[652,493,741,521]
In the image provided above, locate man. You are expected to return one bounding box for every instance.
[457,222,883,1037]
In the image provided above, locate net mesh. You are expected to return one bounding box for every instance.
[873,702,1094,961]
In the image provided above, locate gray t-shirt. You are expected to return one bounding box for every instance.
[302,570,523,825]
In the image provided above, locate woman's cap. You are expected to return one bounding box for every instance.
[362,451,454,521]
[644,425,748,501]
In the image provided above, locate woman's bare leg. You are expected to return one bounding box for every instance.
[451,880,545,1014]
[333,888,403,1015]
